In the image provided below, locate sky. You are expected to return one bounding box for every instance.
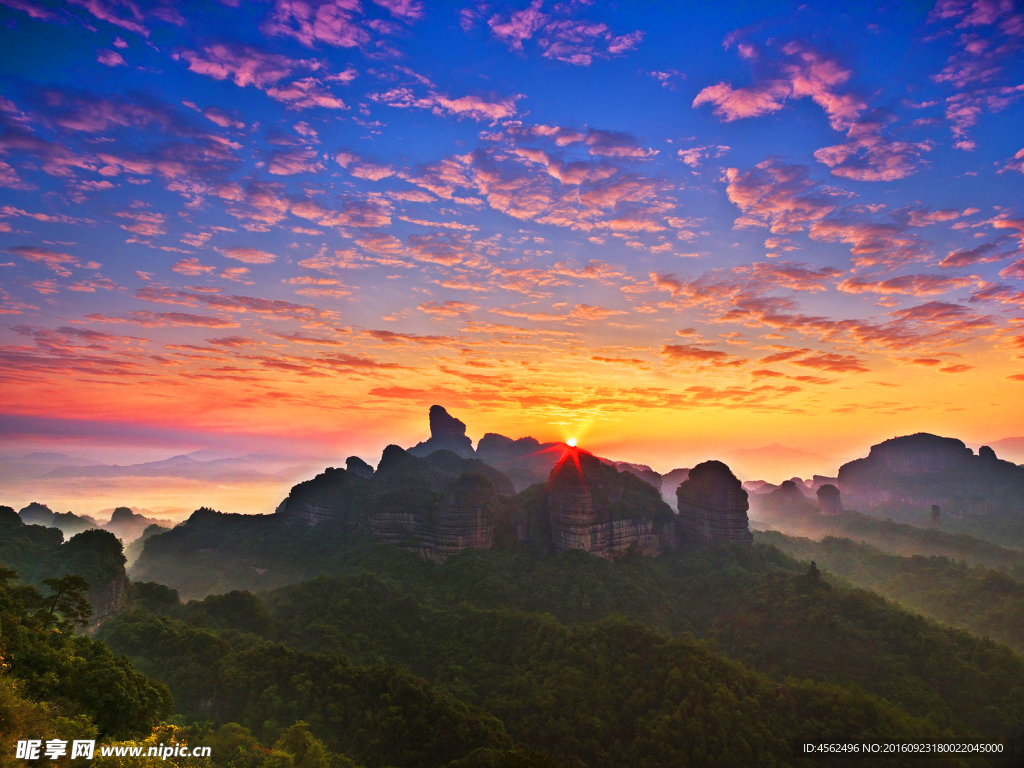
[1,0,1023,512]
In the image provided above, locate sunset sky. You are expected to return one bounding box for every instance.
[1,0,1023,509]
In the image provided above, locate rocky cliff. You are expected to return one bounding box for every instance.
[19,502,98,537]
[277,444,514,561]
[408,405,476,459]
[660,468,690,508]
[544,449,677,557]
[346,455,374,478]
[748,479,819,518]
[372,471,502,562]
[104,506,172,543]
[475,433,563,490]
[276,406,755,560]
[676,461,754,545]
[85,568,129,629]
[607,461,662,491]
[816,483,843,515]
[838,433,1024,516]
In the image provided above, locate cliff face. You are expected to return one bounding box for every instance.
[277,445,513,561]
[817,484,843,515]
[838,433,1024,516]
[676,461,753,545]
[544,449,677,557]
[277,466,371,528]
[86,568,128,629]
[609,461,662,492]
[370,471,502,562]
[19,502,98,537]
[277,407,755,560]
[660,468,690,509]
[408,405,476,459]
[104,507,168,543]
[476,433,562,490]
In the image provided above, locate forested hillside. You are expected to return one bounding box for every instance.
[0,506,126,591]
[757,531,1024,653]
[101,537,1024,766]
[750,507,1024,575]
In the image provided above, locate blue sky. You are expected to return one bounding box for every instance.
[0,0,1022,479]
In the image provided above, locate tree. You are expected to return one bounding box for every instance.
[0,565,18,587]
[42,574,92,628]
[273,723,331,768]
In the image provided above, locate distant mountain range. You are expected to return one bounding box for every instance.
[982,437,1024,464]
[723,443,839,481]
[0,450,324,484]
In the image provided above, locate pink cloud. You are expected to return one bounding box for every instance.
[265,77,348,110]
[6,245,82,276]
[838,274,978,296]
[171,257,216,276]
[814,114,932,181]
[220,247,278,264]
[694,42,865,130]
[1001,258,1024,279]
[268,148,324,175]
[678,144,729,168]
[97,49,127,67]
[734,261,842,292]
[1000,146,1024,173]
[262,0,371,48]
[202,107,245,129]
[725,160,838,233]
[489,0,547,50]
[87,311,241,328]
[940,239,1016,268]
[487,1,643,65]
[661,344,732,363]
[371,87,521,122]
[930,0,1024,88]
[809,218,926,271]
[371,0,423,20]
[0,0,59,21]
[417,300,479,316]
[432,92,521,121]
[67,0,149,36]
[177,43,317,89]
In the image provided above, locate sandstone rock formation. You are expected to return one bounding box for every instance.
[277,444,514,561]
[608,461,663,491]
[676,461,753,545]
[817,483,843,515]
[544,449,677,557]
[661,467,690,508]
[104,506,170,543]
[19,502,98,536]
[56,528,131,630]
[124,523,171,566]
[742,480,773,494]
[476,433,562,490]
[812,475,839,491]
[346,456,374,478]
[838,433,1024,516]
[277,465,371,527]
[279,407,762,560]
[751,480,820,516]
[86,568,128,629]
[408,405,476,459]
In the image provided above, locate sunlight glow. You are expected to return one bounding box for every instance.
[567,438,577,447]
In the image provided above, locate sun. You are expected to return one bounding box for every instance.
[567,438,577,448]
